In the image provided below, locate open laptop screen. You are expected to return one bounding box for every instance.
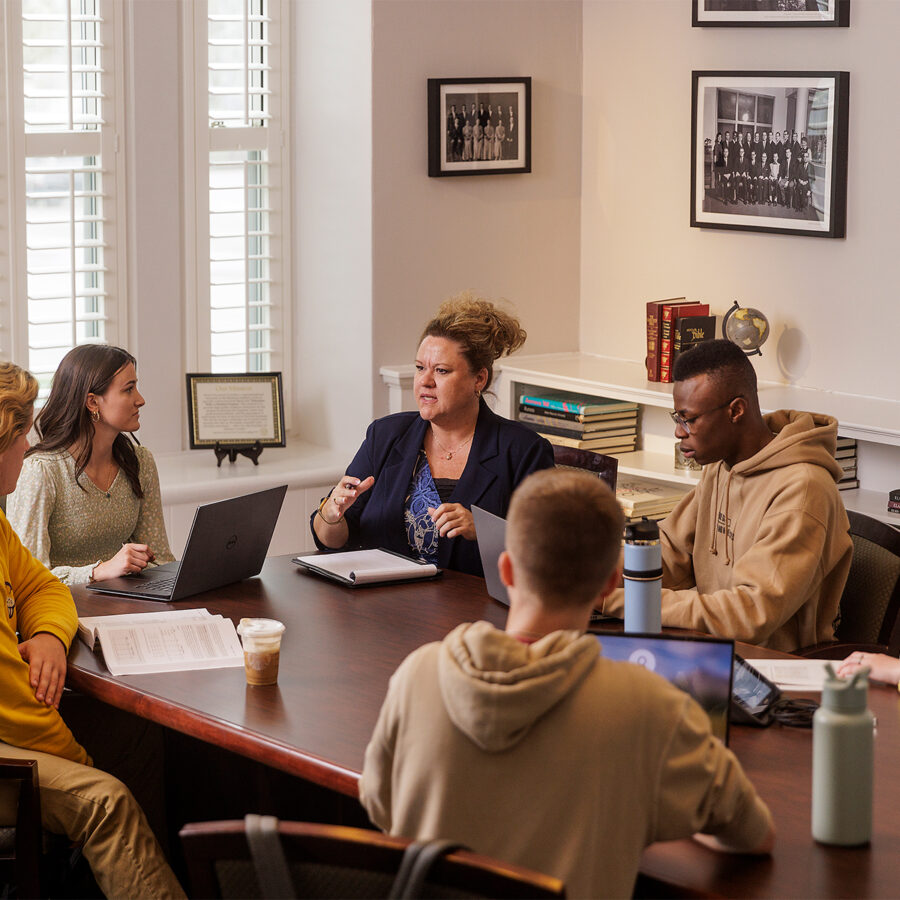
[591,631,734,744]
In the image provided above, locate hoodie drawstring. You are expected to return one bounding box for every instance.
[708,465,734,566]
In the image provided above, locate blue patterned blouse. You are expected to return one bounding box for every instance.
[404,451,441,564]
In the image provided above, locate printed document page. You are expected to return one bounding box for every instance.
[79,609,244,676]
[78,608,213,650]
[745,658,833,690]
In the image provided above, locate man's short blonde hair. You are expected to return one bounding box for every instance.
[506,468,624,609]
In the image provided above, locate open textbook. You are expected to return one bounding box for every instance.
[77,609,244,677]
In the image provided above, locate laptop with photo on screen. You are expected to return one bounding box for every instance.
[87,484,288,602]
[590,630,735,744]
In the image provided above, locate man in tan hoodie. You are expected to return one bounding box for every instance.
[602,339,852,652]
[360,469,774,898]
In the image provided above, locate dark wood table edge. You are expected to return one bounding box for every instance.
[65,664,361,796]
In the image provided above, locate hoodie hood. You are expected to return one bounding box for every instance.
[437,621,598,752]
[735,410,843,481]
[706,409,843,565]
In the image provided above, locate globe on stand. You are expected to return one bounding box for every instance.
[723,301,770,356]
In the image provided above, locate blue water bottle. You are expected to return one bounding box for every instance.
[624,518,662,633]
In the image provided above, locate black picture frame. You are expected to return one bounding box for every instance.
[427,77,531,177]
[692,0,849,27]
[691,71,849,239]
[186,372,286,449]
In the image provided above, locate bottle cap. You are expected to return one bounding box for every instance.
[625,518,660,542]
[821,663,870,712]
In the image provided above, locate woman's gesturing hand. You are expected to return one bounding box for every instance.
[328,475,376,520]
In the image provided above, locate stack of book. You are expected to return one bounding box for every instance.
[888,489,900,516]
[835,436,858,491]
[615,477,689,524]
[645,298,716,383]
[518,390,639,454]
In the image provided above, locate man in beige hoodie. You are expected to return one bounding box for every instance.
[602,339,852,652]
[360,469,773,898]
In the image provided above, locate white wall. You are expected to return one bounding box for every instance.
[370,0,584,417]
[581,0,900,405]
[124,0,185,452]
[293,0,374,453]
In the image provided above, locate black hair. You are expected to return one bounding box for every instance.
[673,338,757,397]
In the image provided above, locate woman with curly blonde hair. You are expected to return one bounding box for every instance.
[311,292,553,575]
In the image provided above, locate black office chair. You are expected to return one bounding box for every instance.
[551,445,618,491]
[0,758,42,900]
[799,510,900,660]
[180,817,565,899]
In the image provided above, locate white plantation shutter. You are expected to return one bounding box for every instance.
[186,0,290,381]
[2,0,125,394]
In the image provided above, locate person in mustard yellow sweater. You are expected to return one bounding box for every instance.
[0,361,184,899]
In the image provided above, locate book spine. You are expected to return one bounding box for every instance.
[518,404,637,424]
[658,304,679,383]
[539,432,636,451]
[519,405,586,424]
[519,393,588,415]
[521,421,635,439]
[646,301,663,382]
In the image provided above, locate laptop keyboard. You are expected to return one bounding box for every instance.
[122,575,177,595]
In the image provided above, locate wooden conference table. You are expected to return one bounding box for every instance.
[67,555,900,898]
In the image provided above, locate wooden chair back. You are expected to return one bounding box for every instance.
[551,445,618,491]
[180,819,565,899]
[0,758,42,900]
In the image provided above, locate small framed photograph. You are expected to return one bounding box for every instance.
[186,373,286,449]
[427,77,531,177]
[691,71,849,238]
[692,0,849,27]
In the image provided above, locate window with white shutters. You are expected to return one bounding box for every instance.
[1,0,125,395]
[186,0,290,380]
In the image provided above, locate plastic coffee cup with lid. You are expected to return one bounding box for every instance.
[237,618,285,686]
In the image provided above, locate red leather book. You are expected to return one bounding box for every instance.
[645,297,686,381]
[659,302,709,383]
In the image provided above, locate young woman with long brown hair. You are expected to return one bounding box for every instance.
[7,344,173,584]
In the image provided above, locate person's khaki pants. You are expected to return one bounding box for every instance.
[0,740,185,899]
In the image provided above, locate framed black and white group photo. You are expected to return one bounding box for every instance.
[690,71,849,238]
[427,77,531,177]
[692,0,850,27]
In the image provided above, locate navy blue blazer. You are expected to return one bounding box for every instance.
[311,401,554,576]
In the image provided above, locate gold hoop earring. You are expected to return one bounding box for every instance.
[90,409,100,423]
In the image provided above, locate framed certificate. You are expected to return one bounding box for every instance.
[186,373,286,449]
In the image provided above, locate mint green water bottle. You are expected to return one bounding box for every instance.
[811,664,874,845]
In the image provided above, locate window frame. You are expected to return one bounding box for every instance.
[0,0,129,371]
[181,0,292,428]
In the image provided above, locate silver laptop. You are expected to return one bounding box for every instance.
[472,505,614,627]
[87,484,287,601]
[472,505,510,606]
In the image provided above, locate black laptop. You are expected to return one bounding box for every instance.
[87,485,287,601]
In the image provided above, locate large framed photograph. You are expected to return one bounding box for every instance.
[691,72,849,238]
[186,373,285,449]
[427,77,531,177]
[693,0,849,27]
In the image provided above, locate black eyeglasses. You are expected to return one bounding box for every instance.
[669,397,738,435]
